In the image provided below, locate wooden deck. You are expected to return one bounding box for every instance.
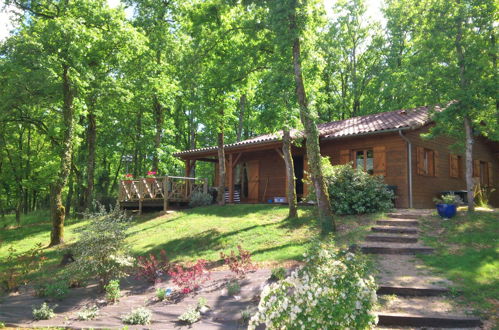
[119,176,208,214]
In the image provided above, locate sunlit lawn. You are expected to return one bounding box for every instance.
[0,204,380,283]
[419,209,499,320]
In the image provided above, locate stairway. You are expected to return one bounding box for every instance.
[360,211,482,329]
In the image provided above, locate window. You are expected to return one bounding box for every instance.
[449,154,461,178]
[416,147,436,176]
[354,149,374,174]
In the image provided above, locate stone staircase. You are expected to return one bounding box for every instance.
[360,211,482,329]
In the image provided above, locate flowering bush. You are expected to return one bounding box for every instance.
[178,306,201,324]
[220,245,256,278]
[168,259,210,294]
[135,249,169,283]
[77,305,100,321]
[249,238,378,329]
[32,302,56,320]
[122,307,152,325]
[123,173,134,180]
[146,171,157,178]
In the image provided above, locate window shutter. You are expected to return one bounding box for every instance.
[373,146,386,176]
[340,149,351,165]
[449,155,457,178]
[431,150,438,176]
[488,162,493,186]
[416,147,425,175]
[473,160,480,177]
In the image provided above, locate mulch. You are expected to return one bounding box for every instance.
[0,269,273,329]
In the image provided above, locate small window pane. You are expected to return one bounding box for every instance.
[356,151,364,169]
[366,150,374,174]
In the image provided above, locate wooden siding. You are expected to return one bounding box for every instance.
[405,126,499,208]
[320,132,409,208]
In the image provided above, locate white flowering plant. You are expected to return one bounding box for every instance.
[249,238,378,329]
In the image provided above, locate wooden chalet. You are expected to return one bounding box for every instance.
[174,105,499,209]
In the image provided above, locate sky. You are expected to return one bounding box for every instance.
[0,0,384,42]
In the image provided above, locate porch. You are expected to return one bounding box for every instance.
[119,176,208,214]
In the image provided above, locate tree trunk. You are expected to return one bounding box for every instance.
[454,0,474,211]
[152,50,164,173]
[217,130,226,205]
[237,94,246,142]
[282,129,298,218]
[50,64,75,247]
[83,110,97,211]
[290,14,335,233]
[464,117,474,211]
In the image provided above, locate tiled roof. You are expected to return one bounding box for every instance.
[174,104,446,157]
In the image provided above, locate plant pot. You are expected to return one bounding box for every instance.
[436,203,457,219]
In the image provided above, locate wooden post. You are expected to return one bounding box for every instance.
[185,159,192,177]
[163,176,169,213]
[203,178,208,194]
[228,153,234,203]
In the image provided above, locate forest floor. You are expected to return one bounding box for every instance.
[0,204,381,284]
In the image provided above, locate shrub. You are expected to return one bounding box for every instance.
[68,206,133,289]
[249,238,378,329]
[321,161,394,215]
[434,194,463,205]
[122,307,152,325]
[178,306,201,324]
[77,305,100,321]
[32,302,56,320]
[270,267,287,281]
[197,296,208,309]
[241,307,252,323]
[105,279,121,303]
[226,280,241,296]
[36,280,69,300]
[189,192,212,208]
[135,249,169,284]
[220,245,257,278]
[168,259,210,294]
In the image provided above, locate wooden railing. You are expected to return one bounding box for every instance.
[119,176,208,203]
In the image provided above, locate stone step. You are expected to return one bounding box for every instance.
[371,226,418,234]
[377,296,481,328]
[376,219,419,227]
[387,213,421,219]
[365,234,418,243]
[377,285,449,297]
[361,245,434,255]
[377,313,482,328]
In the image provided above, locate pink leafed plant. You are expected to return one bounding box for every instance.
[220,245,257,278]
[168,259,210,294]
[135,250,170,284]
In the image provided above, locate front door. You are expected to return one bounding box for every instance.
[246,160,260,202]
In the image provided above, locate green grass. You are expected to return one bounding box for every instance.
[419,210,499,320]
[0,204,381,284]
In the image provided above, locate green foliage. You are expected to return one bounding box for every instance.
[76,305,100,321]
[156,288,167,301]
[320,162,394,215]
[178,306,201,324]
[226,280,241,296]
[35,280,69,300]
[68,207,133,287]
[433,194,462,205]
[189,192,213,208]
[270,267,287,281]
[197,297,208,310]
[122,307,152,325]
[32,302,56,320]
[249,238,378,329]
[105,279,121,303]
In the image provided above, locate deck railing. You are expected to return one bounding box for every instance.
[119,176,208,203]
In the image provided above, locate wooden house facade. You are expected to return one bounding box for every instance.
[175,106,499,209]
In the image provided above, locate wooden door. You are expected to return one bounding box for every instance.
[247,160,260,202]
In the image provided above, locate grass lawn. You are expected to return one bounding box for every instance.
[0,204,382,285]
[418,209,499,321]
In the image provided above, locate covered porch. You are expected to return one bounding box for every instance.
[178,141,309,204]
